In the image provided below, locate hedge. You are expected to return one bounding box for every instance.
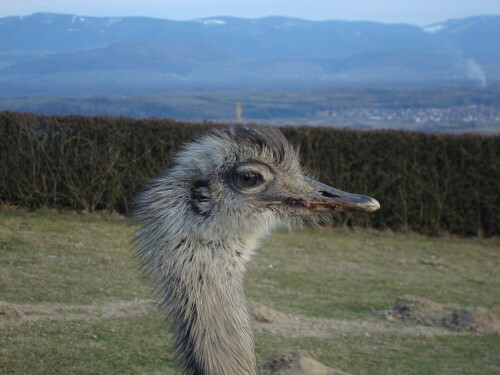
[0,111,498,236]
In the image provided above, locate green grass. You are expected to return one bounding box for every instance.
[0,209,499,375]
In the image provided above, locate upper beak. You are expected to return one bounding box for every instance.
[265,177,380,215]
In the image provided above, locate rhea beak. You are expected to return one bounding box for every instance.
[265,177,380,215]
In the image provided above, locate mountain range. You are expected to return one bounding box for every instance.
[0,13,499,96]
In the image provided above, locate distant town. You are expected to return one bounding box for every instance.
[248,103,500,133]
[314,104,500,124]
[1,87,499,133]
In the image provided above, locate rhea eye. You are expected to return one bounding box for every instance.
[234,170,263,189]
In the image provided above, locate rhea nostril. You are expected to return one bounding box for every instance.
[318,190,341,198]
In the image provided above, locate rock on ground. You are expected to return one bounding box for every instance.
[259,350,350,375]
[251,302,291,323]
[383,295,500,334]
[442,307,500,334]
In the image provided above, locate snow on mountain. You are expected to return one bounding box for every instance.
[423,24,445,33]
[0,13,498,93]
[198,19,227,25]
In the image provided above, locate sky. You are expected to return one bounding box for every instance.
[0,0,499,25]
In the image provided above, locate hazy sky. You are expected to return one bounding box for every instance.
[1,0,499,25]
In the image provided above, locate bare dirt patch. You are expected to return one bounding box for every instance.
[382,295,500,334]
[0,302,26,317]
[0,299,152,327]
[250,301,453,338]
[1,299,454,338]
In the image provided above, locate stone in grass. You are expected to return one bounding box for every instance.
[387,295,445,326]
[442,307,500,334]
[384,295,500,334]
[251,302,291,323]
[259,350,350,375]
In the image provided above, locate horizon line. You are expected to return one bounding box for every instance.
[1,11,499,27]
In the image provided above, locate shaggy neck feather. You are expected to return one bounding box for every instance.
[158,235,259,375]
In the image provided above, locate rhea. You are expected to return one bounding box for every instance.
[133,125,380,375]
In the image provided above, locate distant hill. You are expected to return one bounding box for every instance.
[0,13,499,96]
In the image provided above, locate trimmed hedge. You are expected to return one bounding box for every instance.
[0,111,498,236]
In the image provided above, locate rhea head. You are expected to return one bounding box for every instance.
[133,125,380,375]
[135,125,379,251]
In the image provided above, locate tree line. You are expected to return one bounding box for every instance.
[0,111,498,236]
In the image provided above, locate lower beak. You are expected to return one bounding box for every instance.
[266,177,380,215]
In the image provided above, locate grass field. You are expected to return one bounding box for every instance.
[0,209,499,375]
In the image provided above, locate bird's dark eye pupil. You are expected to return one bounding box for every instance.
[235,171,262,188]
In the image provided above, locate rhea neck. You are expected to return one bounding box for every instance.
[159,216,267,375]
